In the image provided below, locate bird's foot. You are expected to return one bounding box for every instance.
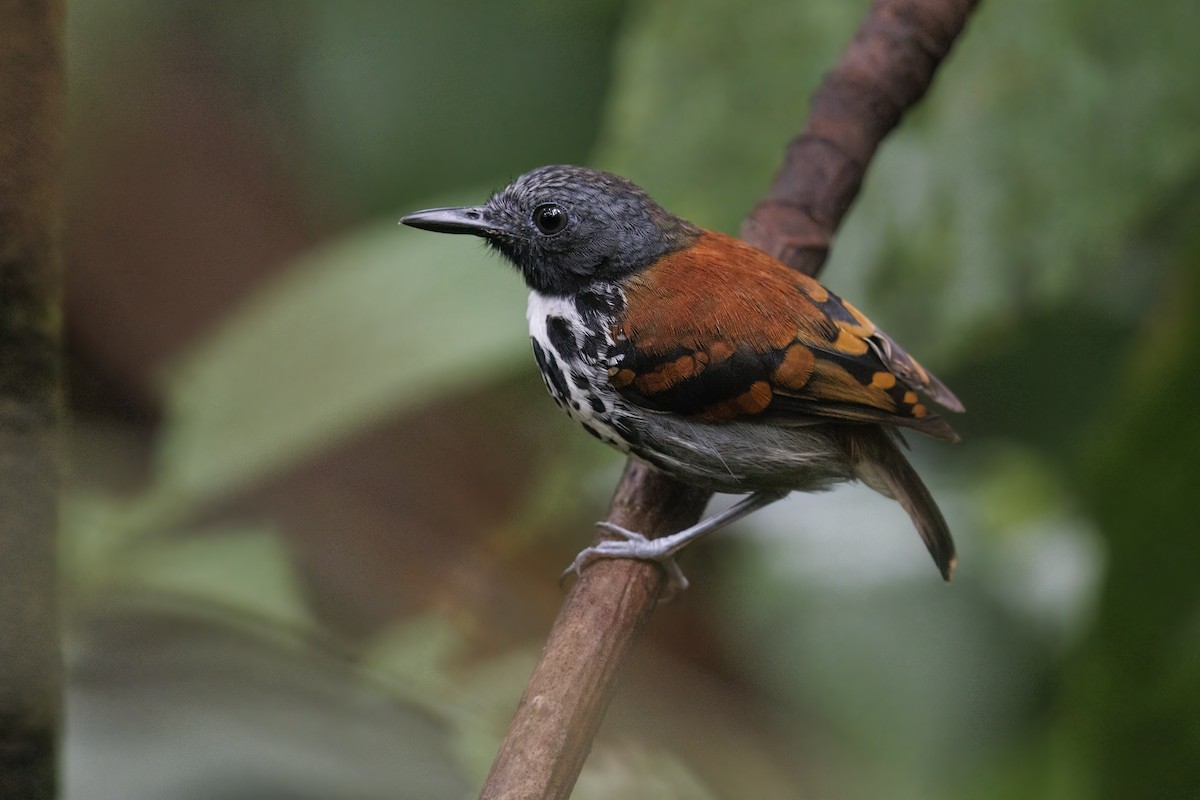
[561,521,690,600]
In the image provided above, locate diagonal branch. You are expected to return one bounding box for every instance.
[742,0,980,277]
[478,2,980,798]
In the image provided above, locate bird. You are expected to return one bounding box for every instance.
[401,165,963,593]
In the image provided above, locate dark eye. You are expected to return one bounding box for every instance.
[533,203,568,235]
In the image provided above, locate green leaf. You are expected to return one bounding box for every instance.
[127,527,311,629]
[142,212,529,524]
[67,607,471,800]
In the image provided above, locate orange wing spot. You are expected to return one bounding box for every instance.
[674,354,698,379]
[633,372,666,395]
[741,380,773,413]
[773,343,815,390]
[832,327,870,356]
[612,369,636,389]
[840,300,876,337]
[911,403,928,418]
[870,371,897,389]
[707,341,734,363]
[770,326,798,350]
[697,380,774,422]
[799,279,829,303]
[633,354,700,394]
[810,360,894,410]
[903,390,918,405]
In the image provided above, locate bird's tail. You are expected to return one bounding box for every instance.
[845,427,957,582]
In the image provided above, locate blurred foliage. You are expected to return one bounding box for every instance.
[150,218,529,517]
[62,0,1200,798]
[1071,203,1200,800]
[69,0,626,220]
[67,606,473,800]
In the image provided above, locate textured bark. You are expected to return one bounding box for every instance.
[0,0,66,798]
[479,2,980,797]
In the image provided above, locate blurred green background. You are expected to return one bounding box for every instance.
[61,1,1199,798]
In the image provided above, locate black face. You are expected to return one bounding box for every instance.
[401,165,699,296]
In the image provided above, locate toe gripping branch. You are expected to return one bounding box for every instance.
[564,489,789,600]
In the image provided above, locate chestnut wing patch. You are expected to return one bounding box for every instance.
[608,231,962,440]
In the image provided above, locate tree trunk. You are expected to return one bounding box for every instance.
[0,0,66,797]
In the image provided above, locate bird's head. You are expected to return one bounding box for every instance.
[401,165,699,296]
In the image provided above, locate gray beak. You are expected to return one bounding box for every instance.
[399,205,499,237]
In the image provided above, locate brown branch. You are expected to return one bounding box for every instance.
[742,0,980,277]
[479,462,708,799]
[479,2,980,797]
[0,1,66,798]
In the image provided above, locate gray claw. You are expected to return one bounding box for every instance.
[558,521,691,599]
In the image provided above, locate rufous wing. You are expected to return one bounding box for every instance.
[608,231,963,440]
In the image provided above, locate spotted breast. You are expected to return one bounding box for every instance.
[526,284,643,454]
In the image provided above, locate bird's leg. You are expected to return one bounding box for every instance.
[563,489,789,597]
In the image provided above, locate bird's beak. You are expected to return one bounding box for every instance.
[399,205,499,237]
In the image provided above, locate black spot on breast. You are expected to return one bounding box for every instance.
[589,396,606,414]
[575,289,620,320]
[580,422,604,441]
[572,371,590,390]
[546,317,577,361]
[532,338,571,405]
[581,332,603,362]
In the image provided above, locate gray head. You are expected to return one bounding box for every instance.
[401,165,699,296]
